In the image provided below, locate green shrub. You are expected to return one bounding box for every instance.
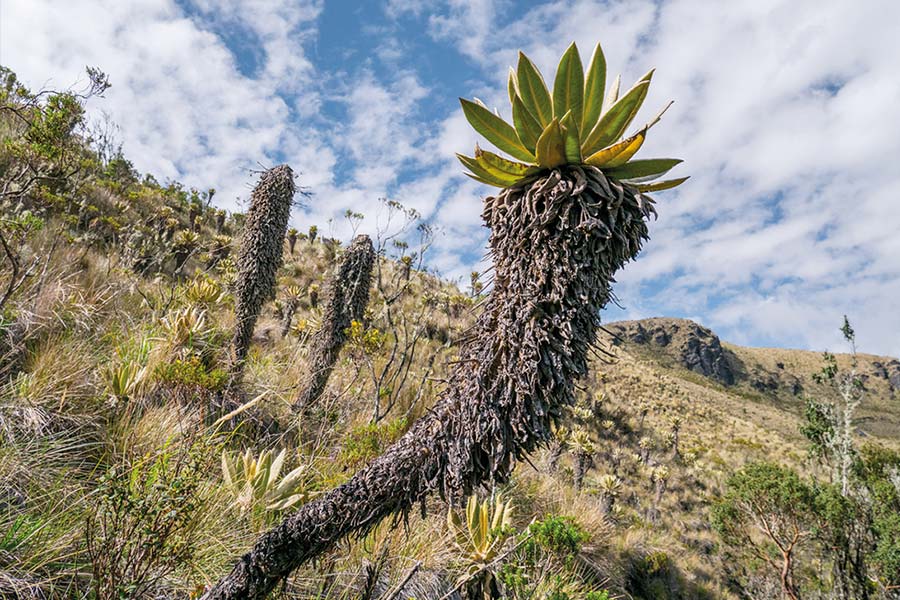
[85,439,209,599]
[339,418,407,468]
[526,515,589,561]
[154,356,227,391]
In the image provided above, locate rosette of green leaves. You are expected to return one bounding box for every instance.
[458,42,688,192]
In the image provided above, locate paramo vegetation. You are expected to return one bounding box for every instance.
[0,40,898,600]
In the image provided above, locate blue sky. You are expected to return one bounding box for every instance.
[3,0,900,357]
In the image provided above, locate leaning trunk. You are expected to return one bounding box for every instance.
[229,165,295,378]
[201,167,654,600]
[292,234,375,410]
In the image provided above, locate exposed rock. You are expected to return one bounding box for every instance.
[869,359,900,395]
[750,371,779,393]
[607,318,736,385]
[885,360,900,393]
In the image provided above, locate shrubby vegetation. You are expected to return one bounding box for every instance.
[714,319,900,599]
[0,44,897,600]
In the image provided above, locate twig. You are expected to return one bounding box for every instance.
[211,391,268,429]
[381,560,422,600]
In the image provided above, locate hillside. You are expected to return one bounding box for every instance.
[604,317,900,441]
[2,66,899,600]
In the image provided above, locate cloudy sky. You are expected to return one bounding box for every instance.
[2,0,899,356]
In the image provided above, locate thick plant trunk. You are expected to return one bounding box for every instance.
[229,165,295,378]
[201,167,654,600]
[280,298,299,338]
[547,440,564,472]
[292,234,375,410]
[573,452,592,491]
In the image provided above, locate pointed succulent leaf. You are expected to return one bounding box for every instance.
[534,118,567,168]
[606,158,682,180]
[636,176,690,192]
[584,129,645,167]
[254,450,273,497]
[241,450,254,481]
[271,465,306,499]
[559,110,582,164]
[604,132,646,167]
[458,154,523,187]
[269,448,287,483]
[512,95,543,151]
[460,99,535,163]
[267,493,307,511]
[475,146,537,177]
[602,73,621,113]
[478,499,489,550]
[222,451,237,488]
[491,497,511,531]
[582,42,607,131]
[464,173,509,188]
[516,52,553,126]
[465,495,478,538]
[620,172,667,184]
[552,42,584,124]
[507,67,519,106]
[583,75,652,154]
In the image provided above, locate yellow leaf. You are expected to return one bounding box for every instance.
[584,129,645,168]
[636,176,690,192]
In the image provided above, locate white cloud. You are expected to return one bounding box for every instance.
[4,0,899,356]
[416,0,900,356]
[1,0,331,209]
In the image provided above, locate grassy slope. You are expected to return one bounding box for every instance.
[2,126,899,600]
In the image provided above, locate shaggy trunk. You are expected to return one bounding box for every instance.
[292,234,375,410]
[547,440,564,472]
[229,165,295,378]
[207,244,230,270]
[201,167,654,600]
[573,452,593,491]
[670,429,680,460]
[280,298,299,338]
[173,249,191,272]
[288,231,298,254]
[654,478,667,505]
[216,211,226,233]
[599,493,614,516]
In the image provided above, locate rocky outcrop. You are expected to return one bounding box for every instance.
[870,359,900,396]
[607,318,736,385]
